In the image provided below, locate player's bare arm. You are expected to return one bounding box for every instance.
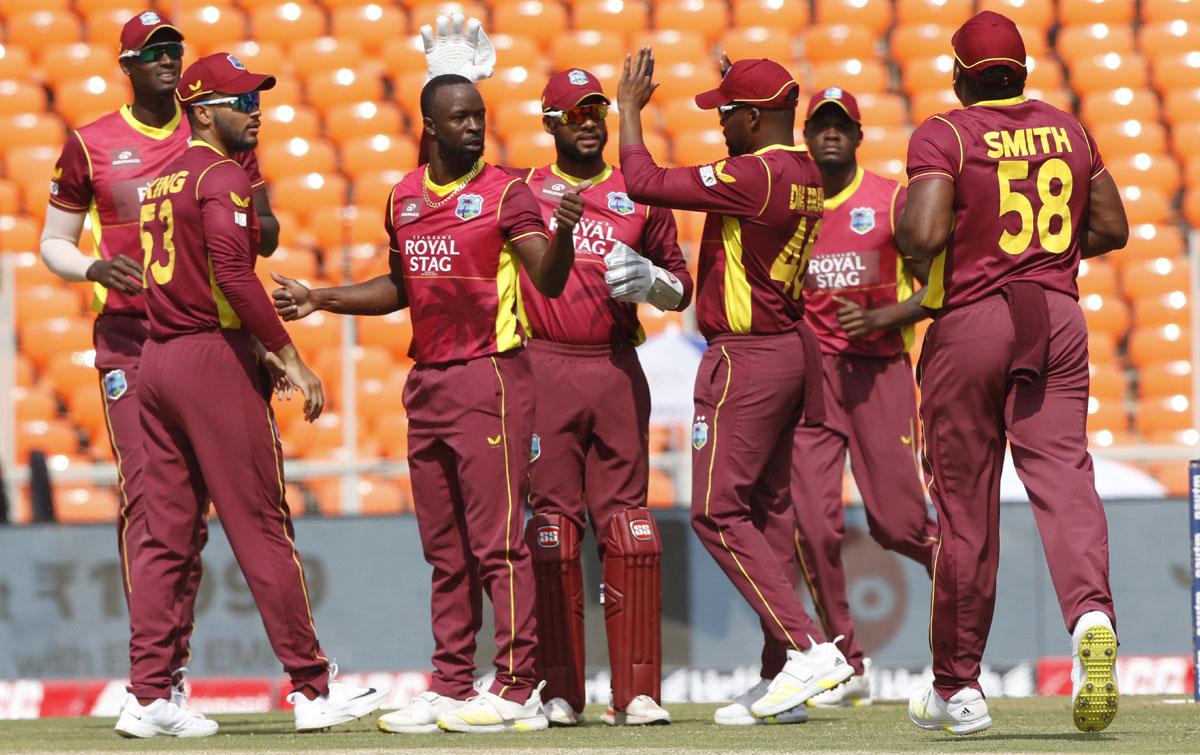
[253,188,280,256]
[513,181,588,298]
[1081,173,1128,259]
[895,178,954,260]
[272,271,407,320]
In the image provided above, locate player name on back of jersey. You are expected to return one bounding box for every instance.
[404,234,461,274]
[141,170,189,201]
[983,126,1073,159]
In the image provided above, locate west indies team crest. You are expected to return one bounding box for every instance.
[849,206,876,235]
[530,433,541,462]
[607,191,635,216]
[692,416,709,450]
[104,370,127,401]
[456,193,484,220]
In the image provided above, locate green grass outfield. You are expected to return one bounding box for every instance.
[3,697,1198,753]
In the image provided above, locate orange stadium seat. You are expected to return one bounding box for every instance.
[732,0,809,32]
[65,383,107,445]
[490,33,542,71]
[14,385,58,425]
[655,0,730,43]
[15,352,36,388]
[900,56,955,95]
[639,306,684,337]
[20,316,93,370]
[896,0,972,26]
[1068,53,1149,93]
[548,30,624,71]
[12,252,63,290]
[372,412,409,457]
[0,78,47,114]
[1089,119,1169,158]
[1151,53,1200,94]
[37,43,112,87]
[342,134,420,179]
[719,27,794,64]
[0,213,40,251]
[1085,396,1128,434]
[304,68,385,112]
[1120,223,1185,266]
[848,92,908,127]
[1107,153,1182,196]
[53,75,131,128]
[260,105,322,149]
[572,0,649,36]
[0,179,19,215]
[308,203,387,250]
[1134,291,1191,330]
[1057,24,1135,59]
[1087,362,1126,402]
[659,95,714,137]
[43,349,97,397]
[647,469,675,508]
[287,310,343,355]
[407,0,489,28]
[354,169,408,210]
[858,126,911,164]
[815,0,891,34]
[0,43,33,80]
[493,0,568,49]
[1128,323,1191,364]
[54,485,120,524]
[1138,359,1192,398]
[0,112,64,151]
[653,61,721,101]
[977,0,1054,30]
[260,137,339,179]
[380,35,428,79]
[259,245,320,280]
[248,3,326,47]
[17,419,80,459]
[502,129,556,167]
[324,101,407,145]
[1124,258,1190,298]
[5,144,57,189]
[353,477,409,516]
[803,24,876,64]
[1136,396,1194,435]
[315,345,393,387]
[491,98,547,138]
[861,157,906,182]
[1080,293,1130,339]
[16,284,80,320]
[223,41,288,76]
[1165,86,1200,126]
[270,172,348,215]
[357,309,413,359]
[891,25,956,64]
[1077,259,1118,297]
[1118,186,1171,225]
[1140,21,1200,58]
[288,37,367,79]
[1185,184,1200,225]
[169,5,249,54]
[357,375,407,423]
[1143,0,1200,22]
[632,30,709,66]
[477,66,548,111]
[2,0,70,13]
[1025,59,1065,91]
[6,11,83,46]
[1059,0,1135,25]
[1149,461,1191,496]
[330,3,409,56]
[812,59,889,95]
[669,128,726,167]
[908,89,960,122]
[1079,88,1161,127]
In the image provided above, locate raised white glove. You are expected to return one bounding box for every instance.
[420,12,496,83]
[603,241,684,311]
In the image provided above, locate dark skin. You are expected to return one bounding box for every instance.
[543,94,609,181]
[897,65,1128,262]
[271,82,587,320]
[803,104,930,338]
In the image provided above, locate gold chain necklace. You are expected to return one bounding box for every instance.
[422,161,483,208]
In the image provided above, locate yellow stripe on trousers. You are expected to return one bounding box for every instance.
[100,380,134,594]
[490,356,517,697]
[702,346,801,651]
[793,528,833,638]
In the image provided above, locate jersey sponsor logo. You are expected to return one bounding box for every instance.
[405,234,460,274]
[110,148,142,167]
[629,519,654,541]
[139,11,161,24]
[692,416,708,450]
[455,193,483,220]
[541,179,567,200]
[568,69,589,86]
[104,370,128,401]
[537,525,561,548]
[698,165,718,187]
[849,206,875,235]
[607,191,635,215]
[399,198,421,221]
[547,216,619,257]
[530,433,541,462]
[227,55,246,70]
[806,250,880,290]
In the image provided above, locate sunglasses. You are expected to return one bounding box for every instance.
[718,102,755,116]
[191,91,261,114]
[544,103,609,125]
[122,42,185,63]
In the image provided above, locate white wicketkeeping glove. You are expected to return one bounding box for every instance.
[603,241,684,311]
[420,12,496,83]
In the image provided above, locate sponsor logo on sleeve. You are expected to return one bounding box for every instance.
[537,525,561,547]
[568,70,589,86]
[455,193,483,220]
[607,191,634,215]
[698,165,718,187]
[849,206,876,235]
[104,370,128,401]
[629,519,654,541]
[692,416,709,450]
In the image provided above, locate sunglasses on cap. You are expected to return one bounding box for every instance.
[543,103,608,125]
[122,41,185,63]
[191,91,261,114]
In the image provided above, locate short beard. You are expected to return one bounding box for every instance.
[436,133,481,166]
[215,114,256,153]
[555,128,607,163]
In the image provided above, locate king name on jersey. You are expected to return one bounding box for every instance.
[547,215,617,257]
[405,234,461,274]
[806,250,880,290]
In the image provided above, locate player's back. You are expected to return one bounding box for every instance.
[909,97,1103,311]
[141,142,257,341]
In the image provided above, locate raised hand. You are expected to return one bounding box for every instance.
[271,271,316,321]
[87,255,143,295]
[617,46,659,114]
[420,11,496,82]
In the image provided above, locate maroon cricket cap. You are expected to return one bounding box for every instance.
[176,53,276,104]
[541,68,609,112]
[805,86,861,124]
[694,59,800,110]
[118,11,183,55]
[952,10,1028,81]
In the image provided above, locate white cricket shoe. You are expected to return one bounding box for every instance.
[1071,610,1118,732]
[170,667,208,720]
[714,679,808,725]
[377,690,462,733]
[808,669,872,707]
[602,694,671,725]
[544,696,583,726]
[436,684,549,733]
[908,685,992,735]
[750,636,854,717]
[114,694,218,738]
[289,669,386,732]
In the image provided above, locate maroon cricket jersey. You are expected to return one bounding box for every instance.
[385,162,550,365]
[141,141,288,351]
[50,104,264,316]
[804,168,915,357]
[519,164,691,346]
[620,144,823,341]
[906,95,1107,311]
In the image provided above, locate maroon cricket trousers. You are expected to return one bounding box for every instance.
[791,352,938,674]
[404,349,539,702]
[918,290,1115,699]
[129,332,329,699]
[94,314,205,676]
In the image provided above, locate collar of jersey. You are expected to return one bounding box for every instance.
[424,160,483,197]
[970,95,1029,108]
[824,166,864,211]
[753,143,807,156]
[120,103,182,141]
[188,138,227,157]
[550,163,612,188]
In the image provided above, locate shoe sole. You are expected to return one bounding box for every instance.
[1073,625,1119,733]
[377,720,441,734]
[751,663,855,717]
[601,711,671,726]
[437,715,550,733]
[909,710,994,735]
[296,689,388,732]
[114,720,217,738]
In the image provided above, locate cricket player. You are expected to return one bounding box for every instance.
[117,53,383,738]
[617,49,853,724]
[896,12,1128,734]
[272,74,588,734]
[38,11,279,711]
[792,87,940,707]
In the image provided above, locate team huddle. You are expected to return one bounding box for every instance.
[38,7,1128,740]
